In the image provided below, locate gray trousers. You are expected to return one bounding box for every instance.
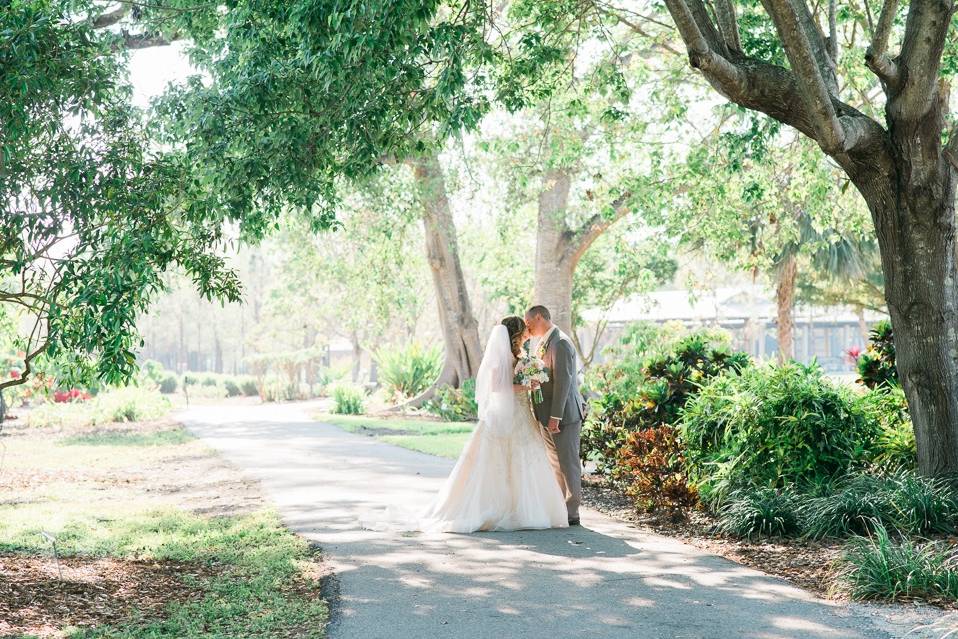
[542,419,582,520]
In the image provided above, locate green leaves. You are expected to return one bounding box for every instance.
[1,2,242,390]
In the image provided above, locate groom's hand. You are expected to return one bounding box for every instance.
[547,417,561,434]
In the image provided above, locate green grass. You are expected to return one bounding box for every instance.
[1,422,328,638]
[13,510,329,639]
[379,432,474,459]
[59,429,194,447]
[317,413,474,458]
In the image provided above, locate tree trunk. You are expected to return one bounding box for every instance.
[860,171,958,476]
[532,169,630,340]
[411,151,482,390]
[350,331,362,383]
[533,169,576,334]
[775,253,797,362]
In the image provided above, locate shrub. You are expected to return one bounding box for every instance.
[240,377,259,396]
[884,470,958,535]
[260,376,300,402]
[331,384,365,415]
[374,343,442,400]
[27,387,171,428]
[201,374,219,387]
[859,387,916,471]
[583,332,749,478]
[617,425,698,515]
[139,359,167,386]
[223,378,242,397]
[802,474,896,538]
[425,378,478,421]
[715,487,802,539]
[158,373,178,394]
[680,362,882,502]
[857,320,898,389]
[840,523,958,603]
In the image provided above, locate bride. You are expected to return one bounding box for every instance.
[422,316,569,533]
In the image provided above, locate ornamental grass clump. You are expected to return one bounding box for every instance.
[715,487,802,539]
[840,523,958,603]
[802,470,958,538]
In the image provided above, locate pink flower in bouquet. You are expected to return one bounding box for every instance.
[514,355,549,404]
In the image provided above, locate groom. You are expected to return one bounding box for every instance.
[525,305,586,526]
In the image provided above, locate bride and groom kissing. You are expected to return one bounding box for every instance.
[422,305,586,533]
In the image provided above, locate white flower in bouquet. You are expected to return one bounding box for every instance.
[514,354,549,404]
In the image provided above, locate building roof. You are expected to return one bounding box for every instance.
[584,285,886,325]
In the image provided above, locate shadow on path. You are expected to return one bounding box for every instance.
[181,403,937,639]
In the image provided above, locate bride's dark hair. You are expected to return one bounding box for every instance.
[501,315,526,358]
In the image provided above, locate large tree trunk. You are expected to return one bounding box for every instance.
[858,164,958,476]
[775,253,797,362]
[532,169,631,349]
[533,170,576,334]
[411,151,482,391]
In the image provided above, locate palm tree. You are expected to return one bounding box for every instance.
[766,209,871,361]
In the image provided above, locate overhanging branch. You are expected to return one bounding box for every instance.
[894,0,953,119]
[762,0,845,152]
[864,0,900,86]
[713,0,742,53]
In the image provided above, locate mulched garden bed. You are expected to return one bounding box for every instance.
[0,554,223,638]
[583,477,957,607]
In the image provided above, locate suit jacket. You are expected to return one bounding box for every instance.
[532,328,585,428]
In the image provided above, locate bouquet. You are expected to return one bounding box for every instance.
[514,354,549,404]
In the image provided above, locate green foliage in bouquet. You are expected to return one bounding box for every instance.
[857,321,898,389]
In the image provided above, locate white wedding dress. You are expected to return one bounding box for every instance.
[421,325,569,533]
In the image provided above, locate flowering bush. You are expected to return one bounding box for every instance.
[53,388,92,403]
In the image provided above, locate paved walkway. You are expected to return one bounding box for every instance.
[179,402,941,639]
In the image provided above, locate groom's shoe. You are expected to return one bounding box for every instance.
[568,517,581,526]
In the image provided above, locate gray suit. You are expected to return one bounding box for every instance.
[532,328,585,520]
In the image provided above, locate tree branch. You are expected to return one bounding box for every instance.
[0,340,48,392]
[864,0,900,86]
[662,0,746,96]
[893,0,954,120]
[761,0,846,152]
[687,0,730,57]
[569,192,632,264]
[763,0,838,92]
[121,31,176,49]
[827,0,838,60]
[92,4,131,28]
[713,0,742,52]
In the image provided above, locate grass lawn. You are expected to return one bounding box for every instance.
[0,418,328,638]
[316,413,474,459]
